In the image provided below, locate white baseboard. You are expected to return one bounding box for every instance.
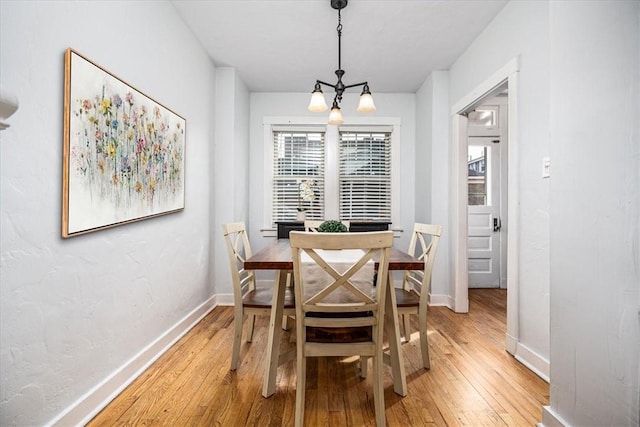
[540,406,570,427]
[216,293,234,306]
[428,293,453,308]
[506,332,518,355]
[510,339,550,383]
[48,295,218,427]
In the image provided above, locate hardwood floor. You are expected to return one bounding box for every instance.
[88,289,548,426]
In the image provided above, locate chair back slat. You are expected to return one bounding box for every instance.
[403,223,442,301]
[290,230,392,324]
[302,247,377,306]
[222,222,256,305]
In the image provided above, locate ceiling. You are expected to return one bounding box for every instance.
[171,0,508,94]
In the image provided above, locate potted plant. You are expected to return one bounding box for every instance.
[317,220,348,233]
[296,179,315,220]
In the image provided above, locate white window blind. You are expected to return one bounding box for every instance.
[339,131,391,221]
[272,130,325,224]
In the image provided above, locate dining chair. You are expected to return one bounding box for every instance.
[289,230,393,427]
[303,219,351,231]
[395,222,442,369]
[222,222,296,371]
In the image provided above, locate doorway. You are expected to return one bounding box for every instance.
[450,57,519,355]
[467,95,508,289]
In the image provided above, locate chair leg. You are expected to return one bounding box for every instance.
[360,356,369,378]
[231,310,244,370]
[418,305,430,369]
[372,351,386,427]
[295,348,306,427]
[246,314,256,342]
[282,315,294,331]
[402,314,411,343]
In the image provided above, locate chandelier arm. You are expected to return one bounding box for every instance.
[316,80,339,90]
[342,81,368,90]
[316,80,366,91]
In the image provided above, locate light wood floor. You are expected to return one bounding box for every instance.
[88,289,548,426]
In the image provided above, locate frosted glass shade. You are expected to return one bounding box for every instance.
[308,91,328,112]
[357,93,376,113]
[328,106,344,125]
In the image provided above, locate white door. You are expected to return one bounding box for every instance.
[467,137,501,288]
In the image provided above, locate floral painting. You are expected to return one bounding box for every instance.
[62,49,185,237]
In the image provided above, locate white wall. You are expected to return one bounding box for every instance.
[212,68,250,296]
[448,0,551,368]
[248,92,416,253]
[415,77,434,223]
[547,1,639,425]
[415,71,452,302]
[0,2,215,425]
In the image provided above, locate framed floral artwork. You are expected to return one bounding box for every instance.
[62,48,186,237]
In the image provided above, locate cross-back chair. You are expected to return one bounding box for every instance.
[222,222,295,370]
[289,230,393,427]
[395,222,442,369]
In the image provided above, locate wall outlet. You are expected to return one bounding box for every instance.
[542,157,550,178]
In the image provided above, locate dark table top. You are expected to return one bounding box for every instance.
[245,239,423,271]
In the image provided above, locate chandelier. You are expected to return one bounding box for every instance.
[307,0,375,125]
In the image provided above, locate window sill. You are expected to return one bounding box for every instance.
[261,224,404,239]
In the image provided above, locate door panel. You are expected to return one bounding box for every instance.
[468,235,491,250]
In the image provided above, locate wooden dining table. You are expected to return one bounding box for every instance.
[244,238,424,398]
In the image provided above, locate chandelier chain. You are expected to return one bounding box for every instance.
[337,9,342,71]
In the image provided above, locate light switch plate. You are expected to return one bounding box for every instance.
[542,157,550,178]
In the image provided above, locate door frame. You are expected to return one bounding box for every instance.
[450,57,520,355]
[467,94,509,289]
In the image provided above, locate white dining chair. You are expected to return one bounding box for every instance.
[222,221,295,370]
[289,230,393,427]
[395,222,442,369]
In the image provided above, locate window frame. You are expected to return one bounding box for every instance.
[270,127,326,223]
[338,128,393,221]
[262,116,401,235]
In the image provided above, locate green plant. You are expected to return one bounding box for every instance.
[317,220,348,233]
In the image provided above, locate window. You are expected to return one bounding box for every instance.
[468,106,498,127]
[468,145,487,205]
[271,130,325,222]
[339,131,391,220]
[265,118,400,230]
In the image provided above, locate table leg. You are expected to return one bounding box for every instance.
[385,272,407,396]
[262,269,287,398]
